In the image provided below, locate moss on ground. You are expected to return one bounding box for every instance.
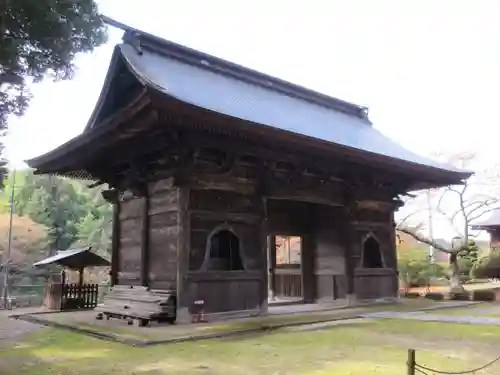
[3,318,500,375]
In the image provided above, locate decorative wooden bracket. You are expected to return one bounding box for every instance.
[101,189,120,204]
[172,147,197,186]
[216,151,236,174]
[120,161,149,198]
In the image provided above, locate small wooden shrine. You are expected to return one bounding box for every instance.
[33,247,109,310]
[26,19,471,323]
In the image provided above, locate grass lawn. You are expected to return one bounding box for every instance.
[26,298,440,343]
[2,319,500,375]
[423,302,500,317]
[407,281,500,295]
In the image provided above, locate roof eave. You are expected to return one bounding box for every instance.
[143,88,470,187]
[25,90,150,172]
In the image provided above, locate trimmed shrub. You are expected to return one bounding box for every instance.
[472,290,496,302]
[449,291,470,301]
[460,274,474,284]
[424,292,444,301]
[402,292,421,299]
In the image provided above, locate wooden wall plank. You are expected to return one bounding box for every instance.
[141,194,150,286]
[176,187,191,317]
[117,197,143,285]
[110,200,120,286]
[147,186,179,290]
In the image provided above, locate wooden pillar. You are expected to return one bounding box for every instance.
[59,269,66,310]
[61,269,66,287]
[78,268,84,287]
[140,192,150,287]
[256,166,271,314]
[390,216,399,297]
[342,207,356,303]
[176,187,191,323]
[110,200,120,287]
[259,197,269,312]
[78,267,84,307]
[301,204,316,304]
[267,235,277,301]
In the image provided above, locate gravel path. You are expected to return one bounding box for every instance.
[0,310,44,349]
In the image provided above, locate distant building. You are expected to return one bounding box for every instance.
[471,210,500,250]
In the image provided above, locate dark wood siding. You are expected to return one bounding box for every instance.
[184,186,265,314]
[350,201,398,300]
[117,193,142,285]
[147,180,180,290]
[313,206,347,300]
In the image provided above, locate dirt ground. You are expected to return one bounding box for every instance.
[0,309,44,349]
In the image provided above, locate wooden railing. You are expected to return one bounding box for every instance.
[44,283,99,310]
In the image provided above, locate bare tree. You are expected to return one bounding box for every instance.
[396,152,500,292]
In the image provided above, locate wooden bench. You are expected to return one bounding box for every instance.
[95,285,176,326]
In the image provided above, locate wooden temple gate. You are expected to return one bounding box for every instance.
[26,18,470,323]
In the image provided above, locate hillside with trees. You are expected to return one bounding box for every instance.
[0,169,112,296]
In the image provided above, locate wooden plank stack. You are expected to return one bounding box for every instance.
[95,285,176,326]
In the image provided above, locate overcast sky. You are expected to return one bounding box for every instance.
[6,1,500,239]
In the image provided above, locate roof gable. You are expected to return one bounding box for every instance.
[84,45,144,132]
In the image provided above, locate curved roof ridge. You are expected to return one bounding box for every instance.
[102,15,370,120]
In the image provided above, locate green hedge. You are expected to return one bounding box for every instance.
[424,292,444,301]
[472,290,496,302]
[402,292,421,299]
[449,291,470,301]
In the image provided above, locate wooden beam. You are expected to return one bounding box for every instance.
[140,191,150,286]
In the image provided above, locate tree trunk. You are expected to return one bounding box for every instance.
[449,253,464,293]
